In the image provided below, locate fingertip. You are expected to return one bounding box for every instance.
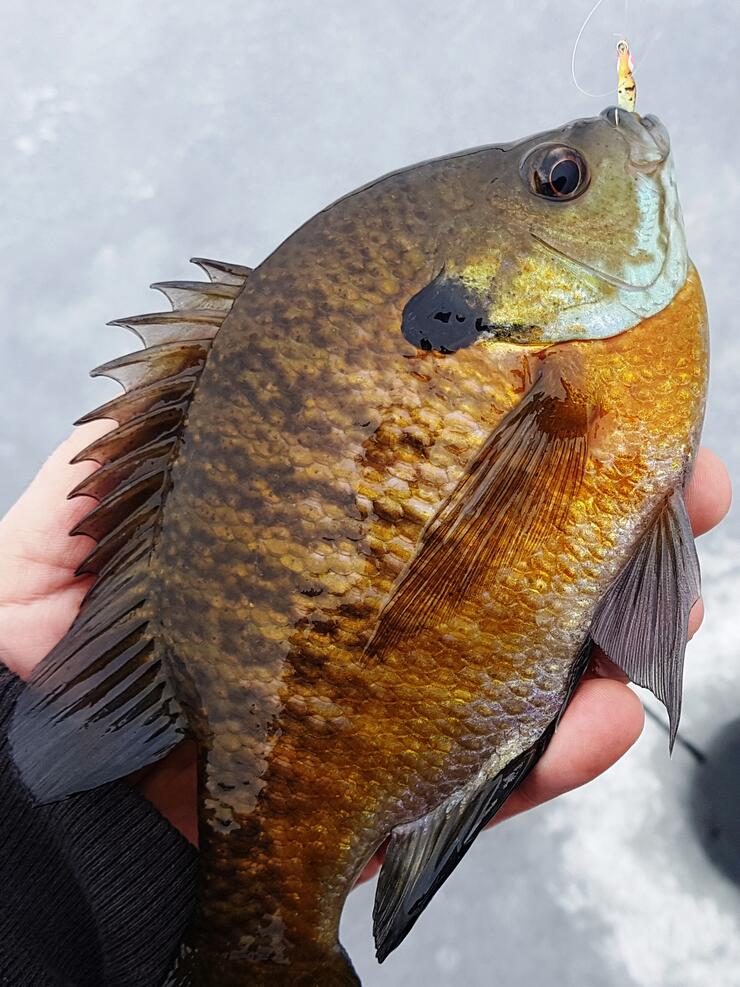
[501,680,644,822]
[688,597,704,640]
[686,447,732,536]
[547,679,644,787]
[0,421,115,587]
[563,677,645,759]
[132,740,199,847]
[8,420,113,521]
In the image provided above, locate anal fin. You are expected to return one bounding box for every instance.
[590,488,701,749]
[373,641,591,961]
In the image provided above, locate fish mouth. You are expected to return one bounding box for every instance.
[601,106,671,169]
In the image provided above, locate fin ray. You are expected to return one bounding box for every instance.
[190,256,253,285]
[11,257,250,802]
[589,488,700,748]
[151,280,240,312]
[69,438,178,502]
[71,405,184,467]
[367,370,594,660]
[74,375,196,428]
[91,340,210,391]
[69,472,163,542]
[110,310,223,348]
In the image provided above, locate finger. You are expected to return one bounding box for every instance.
[686,447,732,536]
[586,650,629,682]
[0,422,113,676]
[357,843,386,886]
[0,423,111,588]
[492,678,644,825]
[688,597,704,639]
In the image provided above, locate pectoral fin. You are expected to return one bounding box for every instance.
[590,488,701,749]
[366,368,595,660]
[373,641,591,961]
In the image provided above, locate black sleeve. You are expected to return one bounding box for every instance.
[0,666,197,987]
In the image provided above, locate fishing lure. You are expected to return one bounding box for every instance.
[617,39,637,111]
[11,100,706,985]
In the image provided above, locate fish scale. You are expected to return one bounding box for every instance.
[158,273,704,984]
[11,109,707,985]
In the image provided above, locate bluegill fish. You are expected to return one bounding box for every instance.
[11,106,707,986]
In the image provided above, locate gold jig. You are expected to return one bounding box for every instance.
[617,39,637,112]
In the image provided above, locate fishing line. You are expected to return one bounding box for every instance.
[571,0,618,98]
[619,0,664,77]
[571,0,632,99]
[644,705,707,765]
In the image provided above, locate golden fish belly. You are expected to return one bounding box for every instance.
[153,260,707,982]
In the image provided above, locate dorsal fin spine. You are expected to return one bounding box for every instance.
[69,440,178,502]
[190,256,252,285]
[71,406,185,468]
[10,257,251,804]
[90,340,210,391]
[74,375,196,429]
[75,262,251,572]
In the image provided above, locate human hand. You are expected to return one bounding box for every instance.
[359,447,731,881]
[0,423,198,840]
[0,425,730,880]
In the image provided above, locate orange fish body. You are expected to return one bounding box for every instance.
[12,107,707,985]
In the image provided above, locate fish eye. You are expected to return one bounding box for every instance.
[521,144,590,201]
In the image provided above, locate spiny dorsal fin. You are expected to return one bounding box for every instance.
[150,280,240,312]
[190,256,252,285]
[10,258,250,803]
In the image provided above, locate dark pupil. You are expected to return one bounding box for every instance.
[549,158,580,195]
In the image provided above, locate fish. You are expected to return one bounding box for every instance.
[10,105,708,986]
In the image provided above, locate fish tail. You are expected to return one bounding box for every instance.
[167,751,363,987]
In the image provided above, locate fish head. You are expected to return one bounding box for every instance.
[402,108,688,351]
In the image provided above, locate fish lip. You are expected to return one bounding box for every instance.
[530,232,663,293]
[600,106,671,167]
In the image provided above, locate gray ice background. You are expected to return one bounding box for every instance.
[1,1,739,984]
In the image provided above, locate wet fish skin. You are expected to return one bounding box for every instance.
[162,276,706,985]
[10,109,707,985]
[155,115,705,981]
